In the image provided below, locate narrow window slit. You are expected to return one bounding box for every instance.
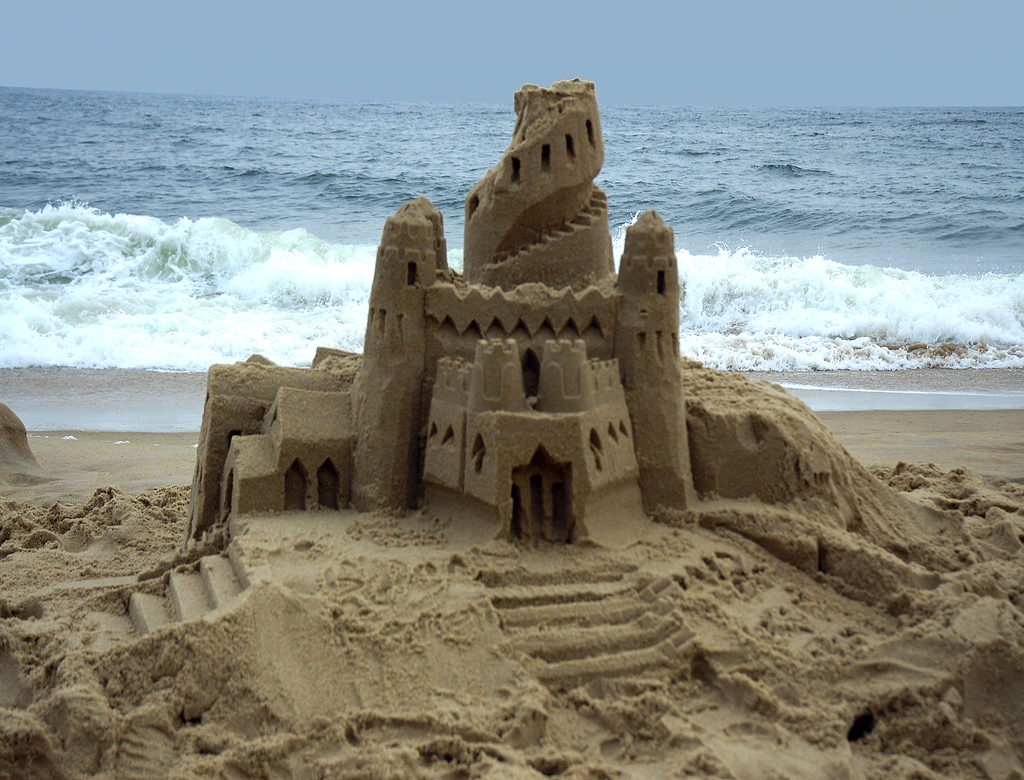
[565,134,575,159]
[511,157,520,183]
[541,144,550,170]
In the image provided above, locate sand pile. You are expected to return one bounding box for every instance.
[0,403,46,488]
[2,369,1023,779]
[682,365,970,603]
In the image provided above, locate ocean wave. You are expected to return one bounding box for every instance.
[1,204,1022,372]
[675,246,1024,369]
[758,163,833,177]
[0,203,378,369]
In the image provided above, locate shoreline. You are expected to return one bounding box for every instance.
[760,368,1024,411]
[2,366,1022,433]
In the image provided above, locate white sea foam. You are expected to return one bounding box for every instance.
[674,246,1024,370]
[1,204,1022,372]
[0,204,377,369]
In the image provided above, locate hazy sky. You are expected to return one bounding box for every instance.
[2,0,1021,106]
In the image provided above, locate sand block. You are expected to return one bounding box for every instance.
[168,570,211,622]
[199,555,243,610]
[128,592,171,635]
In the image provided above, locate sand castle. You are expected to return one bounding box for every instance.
[7,80,1024,779]
[188,79,694,548]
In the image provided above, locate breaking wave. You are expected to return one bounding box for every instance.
[2,204,1022,371]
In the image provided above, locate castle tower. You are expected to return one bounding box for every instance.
[351,197,446,510]
[614,211,695,511]
[463,79,614,291]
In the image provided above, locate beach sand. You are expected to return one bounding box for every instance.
[2,368,1023,778]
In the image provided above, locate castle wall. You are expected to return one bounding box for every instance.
[422,338,645,547]
[424,281,620,403]
[460,407,643,545]
[614,211,696,512]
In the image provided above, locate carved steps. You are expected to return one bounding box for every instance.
[487,571,693,689]
[128,554,245,636]
[114,713,176,780]
[495,189,608,266]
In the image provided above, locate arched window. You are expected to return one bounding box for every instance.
[285,460,306,510]
[318,459,339,510]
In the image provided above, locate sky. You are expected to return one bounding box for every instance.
[2,0,1022,106]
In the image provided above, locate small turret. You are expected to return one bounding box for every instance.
[468,339,527,412]
[537,339,595,413]
[614,211,695,511]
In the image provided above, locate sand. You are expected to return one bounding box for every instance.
[2,369,1023,779]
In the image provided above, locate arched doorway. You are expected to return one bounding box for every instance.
[510,446,573,542]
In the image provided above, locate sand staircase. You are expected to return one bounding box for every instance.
[494,189,608,266]
[128,555,246,635]
[481,566,694,689]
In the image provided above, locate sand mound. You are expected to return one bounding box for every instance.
[0,403,45,487]
[2,370,1023,778]
[682,365,969,603]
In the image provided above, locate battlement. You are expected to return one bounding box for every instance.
[426,280,619,347]
[468,339,527,412]
[620,253,676,271]
[433,357,471,405]
[588,358,622,398]
[381,197,447,252]
[537,339,596,413]
[371,197,446,299]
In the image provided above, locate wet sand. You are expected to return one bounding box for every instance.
[2,367,1023,434]
[1,366,1021,503]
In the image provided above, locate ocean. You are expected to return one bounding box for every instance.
[1,86,1022,375]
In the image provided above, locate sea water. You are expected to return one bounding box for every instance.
[1,87,1022,373]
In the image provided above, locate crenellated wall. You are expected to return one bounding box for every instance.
[424,279,619,389]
